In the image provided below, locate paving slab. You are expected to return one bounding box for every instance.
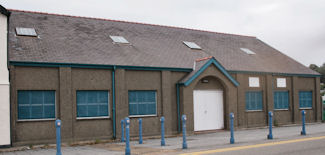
[1,123,324,155]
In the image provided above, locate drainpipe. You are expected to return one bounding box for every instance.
[176,83,181,133]
[112,66,116,139]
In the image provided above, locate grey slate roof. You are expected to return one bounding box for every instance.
[8,10,319,75]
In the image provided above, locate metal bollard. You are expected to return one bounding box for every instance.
[139,118,143,144]
[55,119,62,155]
[125,117,131,155]
[182,115,187,149]
[121,119,125,142]
[160,117,165,146]
[267,111,273,140]
[230,113,235,144]
[301,110,306,135]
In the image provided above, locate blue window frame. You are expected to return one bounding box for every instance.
[129,90,157,116]
[76,91,109,118]
[274,91,289,110]
[245,91,263,111]
[18,90,55,120]
[299,91,312,108]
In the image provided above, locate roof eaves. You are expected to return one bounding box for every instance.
[228,70,321,77]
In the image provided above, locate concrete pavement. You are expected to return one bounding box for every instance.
[1,123,325,155]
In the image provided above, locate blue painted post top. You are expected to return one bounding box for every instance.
[182,115,186,121]
[55,119,62,128]
[125,117,130,125]
[268,111,273,117]
[160,117,165,122]
[230,113,234,119]
[302,110,306,115]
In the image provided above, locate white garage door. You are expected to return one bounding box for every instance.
[193,90,224,131]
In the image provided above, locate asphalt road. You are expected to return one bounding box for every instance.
[183,136,325,155]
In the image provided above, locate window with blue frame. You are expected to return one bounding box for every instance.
[129,90,157,116]
[245,91,263,111]
[76,91,109,118]
[18,90,55,120]
[274,91,289,110]
[299,91,312,108]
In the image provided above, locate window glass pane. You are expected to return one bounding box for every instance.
[76,90,109,118]
[299,91,312,108]
[129,91,157,116]
[18,90,55,120]
[274,91,289,109]
[245,91,263,110]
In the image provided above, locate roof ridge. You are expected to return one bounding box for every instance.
[195,56,213,62]
[8,9,256,38]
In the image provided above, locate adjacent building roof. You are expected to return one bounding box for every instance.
[0,5,10,17]
[8,10,319,75]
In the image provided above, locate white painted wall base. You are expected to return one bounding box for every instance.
[0,84,10,146]
[193,90,224,131]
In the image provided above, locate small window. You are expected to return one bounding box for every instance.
[249,77,260,87]
[77,91,109,118]
[18,90,55,120]
[277,78,286,88]
[274,91,289,110]
[129,90,157,116]
[16,27,37,37]
[183,41,202,50]
[109,35,129,44]
[240,48,256,55]
[299,91,312,109]
[246,91,263,111]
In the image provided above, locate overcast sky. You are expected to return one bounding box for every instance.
[1,0,324,66]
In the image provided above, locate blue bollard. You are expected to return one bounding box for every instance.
[121,119,125,142]
[267,111,273,140]
[55,119,62,155]
[125,117,131,155]
[182,115,187,149]
[160,117,165,146]
[301,110,306,135]
[230,113,235,144]
[139,118,143,144]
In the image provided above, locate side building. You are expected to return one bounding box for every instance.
[0,5,11,147]
[6,9,321,146]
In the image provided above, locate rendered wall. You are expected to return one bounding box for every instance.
[0,14,10,146]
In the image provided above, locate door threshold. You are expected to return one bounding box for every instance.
[194,129,225,134]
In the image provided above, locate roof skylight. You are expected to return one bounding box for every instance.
[15,27,37,37]
[240,48,256,55]
[183,41,201,50]
[110,36,129,44]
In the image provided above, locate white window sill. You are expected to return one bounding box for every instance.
[76,116,110,120]
[17,118,56,122]
[245,110,263,112]
[129,114,157,118]
[274,109,289,111]
[299,108,312,110]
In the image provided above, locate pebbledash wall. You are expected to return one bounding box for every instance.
[0,10,11,147]
[9,64,321,146]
